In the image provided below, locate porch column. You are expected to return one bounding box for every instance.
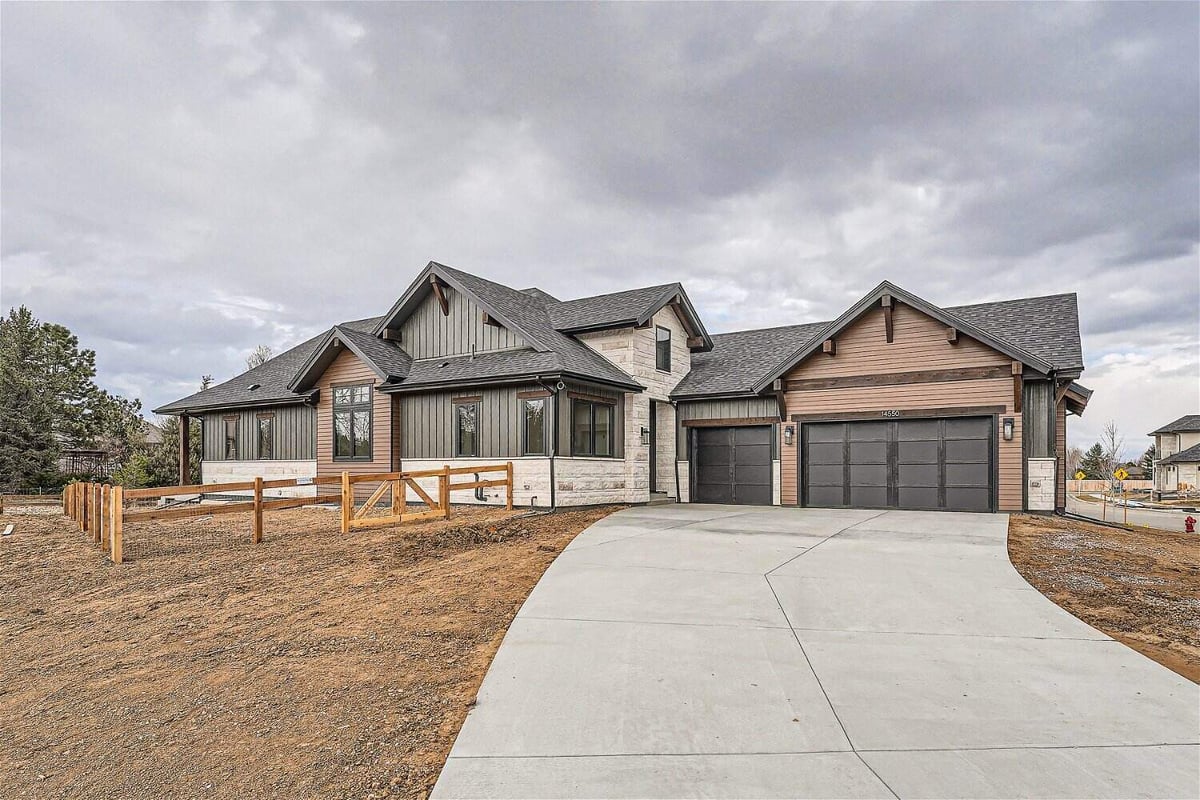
[179,414,190,486]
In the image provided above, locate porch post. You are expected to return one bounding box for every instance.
[179,414,190,486]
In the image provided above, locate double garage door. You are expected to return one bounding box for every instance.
[802,416,995,512]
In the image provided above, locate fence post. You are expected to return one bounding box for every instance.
[92,484,102,543]
[340,471,351,535]
[391,477,402,518]
[101,485,111,548]
[79,483,88,533]
[441,465,451,519]
[111,485,123,564]
[506,461,514,510]
[253,477,264,544]
[62,487,68,516]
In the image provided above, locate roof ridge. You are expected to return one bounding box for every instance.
[555,282,679,306]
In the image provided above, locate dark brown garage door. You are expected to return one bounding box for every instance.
[802,417,994,512]
[692,425,773,505]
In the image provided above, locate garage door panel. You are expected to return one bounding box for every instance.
[946,487,990,512]
[849,422,888,441]
[850,464,887,486]
[807,442,844,464]
[803,417,994,513]
[898,440,938,463]
[849,441,887,463]
[898,487,940,509]
[946,439,989,462]
[946,462,990,487]
[693,425,773,506]
[849,486,888,507]
[898,464,939,488]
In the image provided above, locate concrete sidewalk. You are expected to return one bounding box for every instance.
[433,505,1200,799]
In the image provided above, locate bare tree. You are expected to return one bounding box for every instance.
[1098,419,1125,489]
[246,345,273,370]
[1066,445,1083,477]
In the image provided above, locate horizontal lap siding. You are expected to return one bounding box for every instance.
[780,305,1022,511]
[316,350,394,497]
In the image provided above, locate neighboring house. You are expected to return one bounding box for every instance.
[155,262,1090,513]
[1149,414,1200,496]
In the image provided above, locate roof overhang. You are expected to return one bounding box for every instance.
[378,370,644,395]
[371,261,552,352]
[288,326,396,393]
[153,393,316,416]
[751,280,1058,394]
[1063,381,1092,416]
[556,283,714,352]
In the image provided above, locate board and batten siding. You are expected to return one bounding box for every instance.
[315,349,395,496]
[399,383,547,460]
[675,397,779,455]
[398,285,526,359]
[780,303,1025,511]
[201,405,316,461]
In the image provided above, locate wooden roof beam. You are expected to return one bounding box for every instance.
[1012,360,1023,413]
[482,312,503,328]
[882,294,894,343]
[946,326,958,344]
[822,338,836,356]
[430,276,449,316]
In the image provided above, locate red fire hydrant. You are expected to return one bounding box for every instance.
[1186,516,1196,534]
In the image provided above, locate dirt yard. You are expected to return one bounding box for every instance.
[0,503,621,799]
[1009,514,1200,683]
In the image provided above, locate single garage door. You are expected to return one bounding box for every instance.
[693,425,773,505]
[802,416,994,512]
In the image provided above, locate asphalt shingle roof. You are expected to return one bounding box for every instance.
[382,350,565,392]
[333,325,412,379]
[672,322,829,398]
[154,317,381,414]
[1151,414,1200,435]
[946,293,1083,372]
[1160,442,1200,465]
[547,284,677,331]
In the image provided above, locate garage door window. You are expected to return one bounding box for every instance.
[572,399,614,457]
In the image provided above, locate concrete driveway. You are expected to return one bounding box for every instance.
[433,505,1200,799]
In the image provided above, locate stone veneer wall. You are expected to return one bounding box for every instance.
[200,460,318,497]
[400,457,551,508]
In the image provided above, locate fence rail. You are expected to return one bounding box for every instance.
[61,462,514,564]
[1068,479,1153,492]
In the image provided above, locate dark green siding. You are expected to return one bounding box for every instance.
[676,396,779,455]
[201,404,316,460]
[400,384,546,460]
[399,288,526,359]
[1022,380,1056,459]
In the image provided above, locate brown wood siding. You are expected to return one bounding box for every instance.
[316,349,394,497]
[780,304,1024,511]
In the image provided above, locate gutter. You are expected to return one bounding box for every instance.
[153,393,317,416]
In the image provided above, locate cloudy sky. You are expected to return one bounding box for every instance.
[3,3,1197,456]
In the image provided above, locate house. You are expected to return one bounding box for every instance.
[155,262,1091,513]
[1148,414,1200,496]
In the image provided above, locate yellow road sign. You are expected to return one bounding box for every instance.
[1074,470,1086,480]
[1114,467,1129,481]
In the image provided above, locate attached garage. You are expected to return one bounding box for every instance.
[801,416,995,512]
[691,425,773,505]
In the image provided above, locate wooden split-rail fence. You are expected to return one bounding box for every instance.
[62,462,514,564]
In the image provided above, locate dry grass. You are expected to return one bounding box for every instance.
[1009,513,1200,683]
[0,504,621,799]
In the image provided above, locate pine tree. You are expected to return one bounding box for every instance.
[1140,445,1156,473]
[0,307,59,487]
[1078,443,1104,479]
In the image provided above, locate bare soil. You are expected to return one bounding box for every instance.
[1009,514,1200,683]
[0,504,621,799]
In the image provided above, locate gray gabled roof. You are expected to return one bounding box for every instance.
[545,282,714,350]
[673,287,1086,400]
[1150,414,1200,435]
[1160,442,1200,465]
[153,317,381,414]
[672,322,828,398]
[287,324,412,392]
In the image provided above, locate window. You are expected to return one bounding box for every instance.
[333,384,372,460]
[257,414,274,459]
[523,398,546,455]
[656,326,671,372]
[455,400,480,457]
[223,416,239,460]
[571,398,614,457]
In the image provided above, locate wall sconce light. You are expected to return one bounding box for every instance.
[640,426,650,446]
[1002,417,1014,441]
[783,425,795,446]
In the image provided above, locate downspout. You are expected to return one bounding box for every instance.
[535,376,560,509]
[670,399,681,503]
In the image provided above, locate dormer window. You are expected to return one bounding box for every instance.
[656,326,671,372]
